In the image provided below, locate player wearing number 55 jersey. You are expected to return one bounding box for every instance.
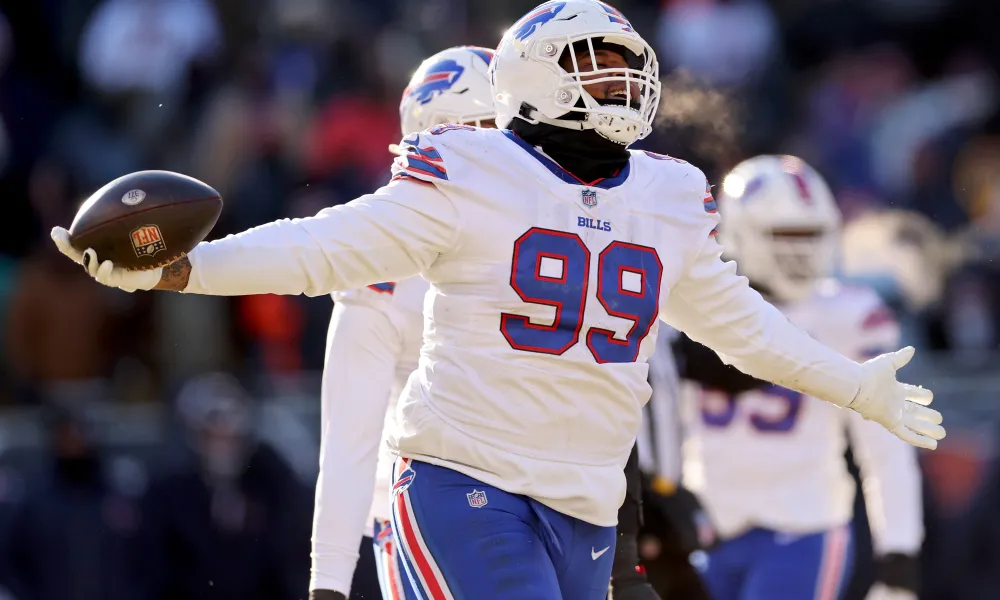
[51,1,944,598]
[678,156,925,600]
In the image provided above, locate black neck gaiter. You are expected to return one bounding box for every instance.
[509,119,630,183]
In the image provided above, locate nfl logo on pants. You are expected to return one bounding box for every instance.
[581,189,598,207]
[466,489,488,508]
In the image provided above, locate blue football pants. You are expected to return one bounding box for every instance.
[384,458,617,600]
[696,526,854,600]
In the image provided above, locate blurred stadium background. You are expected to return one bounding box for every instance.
[0,0,999,598]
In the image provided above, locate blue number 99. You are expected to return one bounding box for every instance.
[500,228,662,363]
[500,228,591,355]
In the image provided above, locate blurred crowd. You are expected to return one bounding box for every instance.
[0,0,999,598]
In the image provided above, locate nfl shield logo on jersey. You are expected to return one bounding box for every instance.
[466,489,488,508]
[581,189,598,207]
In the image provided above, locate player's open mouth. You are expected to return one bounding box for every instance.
[600,85,640,110]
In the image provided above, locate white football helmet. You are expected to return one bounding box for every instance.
[716,155,843,302]
[399,46,496,137]
[490,0,660,146]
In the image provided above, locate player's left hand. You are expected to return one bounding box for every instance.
[848,347,945,450]
[864,583,917,600]
[51,226,162,292]
[868,553,920,600]
[645,477,716,554]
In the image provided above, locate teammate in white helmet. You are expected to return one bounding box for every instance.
[52,2,944,598]
[308,46,497,600]
[674,155,925,600]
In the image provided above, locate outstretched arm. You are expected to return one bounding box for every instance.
[156,256,192,291]
[54,177,460,297]
[662,234,863,405]
[184,181,457,296]
[661,231,944,449]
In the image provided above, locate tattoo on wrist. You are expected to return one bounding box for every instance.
[156,256,192,291]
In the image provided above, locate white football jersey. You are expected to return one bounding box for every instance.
[310,277,427,592]
[681,282,923,554]
[185,125,864,527]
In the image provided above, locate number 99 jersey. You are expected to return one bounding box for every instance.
[680,283,924,553]
[380,126,858,527]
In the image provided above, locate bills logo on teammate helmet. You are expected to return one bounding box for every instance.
[467,47,495,66]
[402,59,466,105]
[742,176,765,199]
[596,0,633,30]
[512,1,567,41]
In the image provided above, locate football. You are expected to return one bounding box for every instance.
[68,170,223,271]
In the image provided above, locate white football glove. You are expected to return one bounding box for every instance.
[865,583,917,600]
[848,346,945,450]
[51,226,162,293]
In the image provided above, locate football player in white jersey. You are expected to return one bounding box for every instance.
[676,155,925,600]
[309,45,497,600]
[311,43,660,600]
[51,1,944,598]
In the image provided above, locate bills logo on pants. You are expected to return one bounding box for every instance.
[390,458,456,600]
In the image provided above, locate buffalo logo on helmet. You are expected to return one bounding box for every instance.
[403,59,466,105]
[742,176,765,199]
[130,225,165,258]
[466,46,495,66]
[511,1,567,42]
[596,1,632,29]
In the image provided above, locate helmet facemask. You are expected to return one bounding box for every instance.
[527,33,660,145]
[736,224,840,303]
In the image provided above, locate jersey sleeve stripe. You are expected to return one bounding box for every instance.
[703,180,718,213]
[401,157,449,180]
[411,145,443,162]
[390,173,437,187]
[391,135,450,183]
[368,282,396,294]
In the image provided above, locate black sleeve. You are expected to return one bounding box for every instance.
[874,553,921,594]
[611,443,650,589]
[672,333,769,395]
[618,442,643,535]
